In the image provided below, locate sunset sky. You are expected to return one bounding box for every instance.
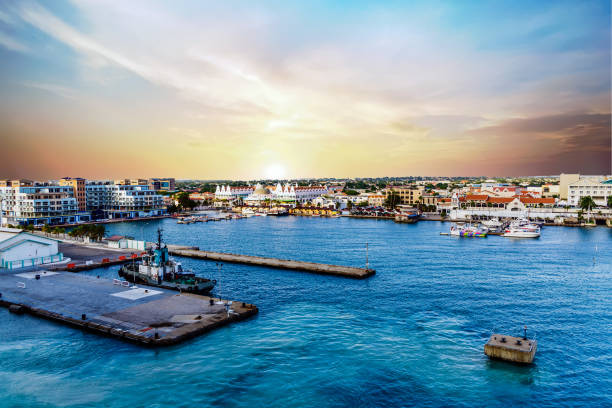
[0,0,610,180]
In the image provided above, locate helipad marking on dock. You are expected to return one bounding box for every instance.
[111,287,162,300]
[15,271,59,279]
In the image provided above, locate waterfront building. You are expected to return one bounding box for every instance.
[215,185,255,202]
[115,178,148,186]
[383,186,423,205]
[420,194,438,207]
[86,182,165,219]
[148,178,176,191]
[272,183,329,204]
[244,184,273,205]
[542,184,560,198]
[368,194,385,207]
[0,182,79,226]
[568,178,612,207]
[559,173,580,200]
[59,177,87,212]
[0,227,62,269]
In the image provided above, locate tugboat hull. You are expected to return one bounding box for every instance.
[118,266,215,295]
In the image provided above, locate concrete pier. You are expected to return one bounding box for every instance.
[0,270,257,346]
[168,247,375,279]
[484,334,537,364]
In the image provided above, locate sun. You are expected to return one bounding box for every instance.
[264,163,286,180]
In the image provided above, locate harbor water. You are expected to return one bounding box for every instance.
[1,217,610,407]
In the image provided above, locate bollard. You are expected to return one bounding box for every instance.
[81,314,87,320]
[35,274,40,280]
[242,302,246,307]
[209,299,214,306]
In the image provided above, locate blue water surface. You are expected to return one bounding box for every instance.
[0,217,610,407]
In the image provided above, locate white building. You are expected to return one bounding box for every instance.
[0,228,62,269]
[272,183,328,204]
[244,184,272,204]
[0,182,79,226]
[568,178,612,207]
[86,182,165,219]
[215,185,255,201]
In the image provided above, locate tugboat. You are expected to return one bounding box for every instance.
[118,228,216,294]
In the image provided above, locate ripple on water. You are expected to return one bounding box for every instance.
[1,219,611,407]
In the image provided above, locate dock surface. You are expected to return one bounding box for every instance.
[0,270,257,346]
[168,247,375,279]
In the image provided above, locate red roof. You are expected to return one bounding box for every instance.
[464,194,489,201]
[488,197,514,204]
[520,197,555,204]
[107,235,126,241]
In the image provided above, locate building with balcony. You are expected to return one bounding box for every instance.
[383,186,423,206]
[86,182,165,219]
[0,182,80,226]
[568,178,612,207]
[148,178,176,191]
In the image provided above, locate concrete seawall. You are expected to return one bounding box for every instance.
[169,248,375,279]
[0,271,257,347]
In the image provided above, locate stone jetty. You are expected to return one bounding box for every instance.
[168,246,375,279]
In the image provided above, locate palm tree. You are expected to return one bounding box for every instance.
[579,196,596,211]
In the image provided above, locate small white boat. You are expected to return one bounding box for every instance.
[482,218,503,228]
[503,223,540,238]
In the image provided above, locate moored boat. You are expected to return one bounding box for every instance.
[118,228,216,294]
[502,222,540,238]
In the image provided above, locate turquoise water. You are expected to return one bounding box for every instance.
[1,217,611,407]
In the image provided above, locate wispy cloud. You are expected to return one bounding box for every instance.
[0,0,609,178]
[21,81,78,99]
[0,32,29,53]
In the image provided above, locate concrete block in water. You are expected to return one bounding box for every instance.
[484,334,537,364]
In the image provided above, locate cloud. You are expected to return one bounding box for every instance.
[21,81,78,99]
[1,0,610,178]
[465,113,611,174]
[0,32,29,52]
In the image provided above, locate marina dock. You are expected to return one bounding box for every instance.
[168,247,375,279]
[0,270,257,346]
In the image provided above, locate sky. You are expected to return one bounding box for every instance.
[0,0,610,180]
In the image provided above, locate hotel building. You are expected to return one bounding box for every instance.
[0,180,80,226]
[567,178,612,207]
[86,181,165,219]
[383,186,423,206]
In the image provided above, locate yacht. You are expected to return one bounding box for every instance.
[450,223,487,238]
[482,218,503,229]
[503,223,541,238]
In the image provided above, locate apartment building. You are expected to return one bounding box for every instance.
[59,177,87,211]
[148,178,176,191]
[0,180,80,226]
[568,178,612,207]
[86,182,165,219]
[383,186,423,205]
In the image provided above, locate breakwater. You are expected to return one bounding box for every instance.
[168,247,375,279]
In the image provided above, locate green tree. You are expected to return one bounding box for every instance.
[579,196,596,211]
[384,192,401,209]
[346,200,353,211]
[608,195,612,208]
